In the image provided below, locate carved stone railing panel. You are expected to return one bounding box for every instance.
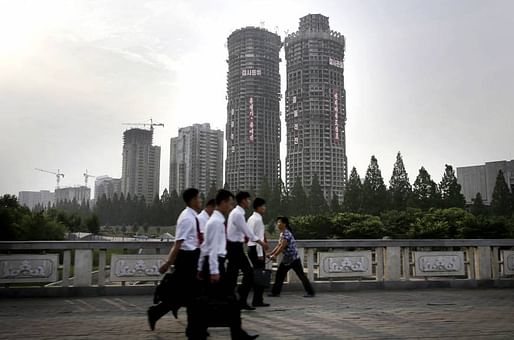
[413,251,465,277]
[0,255,59,283]
[318,251,373,278]
[109,255,165,282]
[503,251,514,275]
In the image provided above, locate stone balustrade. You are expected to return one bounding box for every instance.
[1,239,513,296]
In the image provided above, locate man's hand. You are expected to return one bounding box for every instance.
[159,261,171,274]
[260,241,269,251]
[258,256,264,261]
[197,271,204,280]
[210,274,220,283]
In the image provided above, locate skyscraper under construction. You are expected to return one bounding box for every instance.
[225,27,282,193]
[285,14,347,201]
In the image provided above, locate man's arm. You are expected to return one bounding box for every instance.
[159,239,183,273]
[239,213,268,250]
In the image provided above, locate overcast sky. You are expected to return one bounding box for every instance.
[1,0,513,197]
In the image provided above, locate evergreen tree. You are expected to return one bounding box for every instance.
[491,170,513,216]
[439,164,466,208]
[343,167,363,212]
[309,174,328,213]
[470,192,487,216]
[258,177,272,201]
[290,177,308,216]
[85,214,100,234]
[411,167,441,209]
[389,151,412,210]
[330,192,341,213]
[266,180,283,224]
[362,156,388,215]
[207,182,218,201]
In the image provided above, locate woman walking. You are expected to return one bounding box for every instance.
[267,217,315,298]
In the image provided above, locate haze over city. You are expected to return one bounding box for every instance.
[1,0,513,196]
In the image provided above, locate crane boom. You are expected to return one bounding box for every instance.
[122,118,164,130]
[35,168,64,188]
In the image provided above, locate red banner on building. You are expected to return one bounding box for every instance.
[333,88,340,144]
[249,97,254,143]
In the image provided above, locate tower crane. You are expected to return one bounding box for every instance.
[122,118,164,131]
[83,169,96,187]
[35,168,65,188]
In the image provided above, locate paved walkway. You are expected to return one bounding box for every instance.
[0,289,513,339]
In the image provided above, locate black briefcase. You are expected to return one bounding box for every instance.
[253,268,272,288]
[154,271,180,304]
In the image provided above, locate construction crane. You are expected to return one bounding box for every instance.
[122,118,164,131]
[83,169,96,187]
[35,168,64,188]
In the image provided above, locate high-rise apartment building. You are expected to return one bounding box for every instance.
[225,27,282,194]
[94,176,122,200]
[169,123,224,196]
[284,14,347,201]
[121,128,161,203]
[55,186,91,203]
[457,160,514,204]
[18,190,55,210]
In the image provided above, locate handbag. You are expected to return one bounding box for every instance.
[253,267,272,288]
[153,270,182,304]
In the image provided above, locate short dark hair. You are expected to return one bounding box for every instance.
[206,199,216,207]
[216,189,234,206]
[236,191,251,204]
[253,197,266,210]
[182,188,199,204]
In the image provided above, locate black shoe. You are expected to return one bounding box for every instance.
[252,302,270,307]
[303,293,315,298]
[239,303,256,311]
[267,293,280,297]
[147,307,157,331]
[172,305,179,319]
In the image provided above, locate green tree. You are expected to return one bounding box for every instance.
[388,151,411,210]
[207,182,218,201]
[343,167,362,212]
[491,170,513,216]
[309,174,328,213]
[329,192,341,213]
[361,156,388,215]
[331,212,385,239]
[470,192,488,216]
[85,214,100,234]
[290,177,308,216]
[411,167,441,209]
[439,164,466,208]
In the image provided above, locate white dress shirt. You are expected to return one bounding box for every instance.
[226,205,259,243]
[197,209,210,234]
[175,207,199,251]
[198,210,227,274]
[247,212,265,257]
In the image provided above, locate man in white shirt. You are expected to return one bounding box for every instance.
[247,197,269,307]
[226,192,268,310]
[197,198,215,238]
[148,188,202,335]
[191,189,258,340]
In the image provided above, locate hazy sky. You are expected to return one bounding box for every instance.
[1,0,513,197]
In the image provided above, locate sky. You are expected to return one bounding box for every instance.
[1,0,513,197]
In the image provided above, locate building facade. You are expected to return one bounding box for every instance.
[121,128,161,204]
[55,186,91,203]
[225,27,282,194]
[284,14,347,201]
[457,160,514,204]
[169,123,224,196]
[18,190,55,210]
[94,176,122,200]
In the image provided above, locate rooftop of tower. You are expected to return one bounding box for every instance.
[299,14,330,32]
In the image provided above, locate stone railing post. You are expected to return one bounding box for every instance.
[384,246,401,281]
[476,246,492,280]
[74,249,93,287]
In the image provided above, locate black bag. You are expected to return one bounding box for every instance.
[191,295,240,328]
[253,268,272,288]
[153,271,180,304]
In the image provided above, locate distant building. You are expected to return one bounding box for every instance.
[457,160,514,204]
[18,190,55,210]
[94,176,122,200]
[225,26,282,193]
[121,128,161,204]
[169,123,223,196]
[285,14,348,201]
[55,186,91,203]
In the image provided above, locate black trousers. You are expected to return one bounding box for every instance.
[226,241,254,304]
[189,256,247,340]
[151,249,200,331]
[271,258,315,296]
[248,245,265,304]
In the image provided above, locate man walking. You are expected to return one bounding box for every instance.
[247,197,269,307]
[148,188,202,335]
[226,192,268,310]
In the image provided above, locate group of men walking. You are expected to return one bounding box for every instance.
[147,188,270,339]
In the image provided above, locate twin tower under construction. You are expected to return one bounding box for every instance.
[225,14,347,201]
